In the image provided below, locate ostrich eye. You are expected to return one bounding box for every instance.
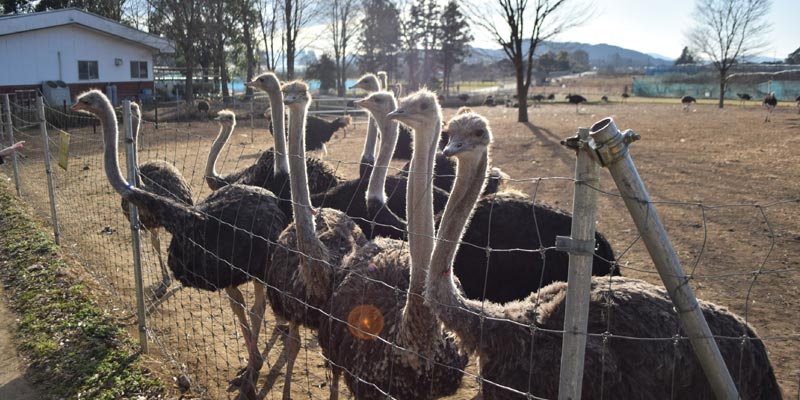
[374,98,383,103]
[475,129,484,137]
[259,77,264,82]
[420,102,429,110]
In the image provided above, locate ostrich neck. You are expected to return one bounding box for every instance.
[100,103,131,195]
[204,123,234,189]
[365,113,399,206]
[360,116,379,165]
[426,150,489,339]
[131,106,141,167]
[287,102,317,249]
[267,87,289,175]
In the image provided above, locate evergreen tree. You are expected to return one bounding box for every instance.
[675,46,697,65]
[306,54,338,92]
[786,47,800,64]
[439,0,471,95]
[360,0,401,75]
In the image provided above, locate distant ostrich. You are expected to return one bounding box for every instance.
[566,93,587,113]
[319,89,467,400]
[547,93,556,102]
[601,95,609,103]
[74,90,286,392]
[122,102,193,298]
[681,95,697,112]
[621,92,630,102]
[737,92,752,106]
[483,94,496,106]
[311,91,450,240]
[424,113,782,400]
[458,93,470,104]
[762,92,777,122]
[350,74,383,178]
[304,114,352,156]
[377,70,389,90]
[197,99,210,120]
[265,81,367,400]
[796,95,800,113]
[439,111,617,304]
[532,94,546,105]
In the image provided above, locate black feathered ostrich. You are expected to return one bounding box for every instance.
[681,95,697,112]
[73,90,286,393]
[621,92,630,102]
[762,92,778,122]
[197,99,210,120]
[796,95,800,113]
[737,92,752,106]
[319,89,467,400]
[425,112,783,400]
[205,72,340,217]
[265,80,368,400]
[566,93,587,113]
[122,102,193,298]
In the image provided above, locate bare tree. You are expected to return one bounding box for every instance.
[329,0,361,96]
[257,0,282,71]
[283,0,317,79]
[466,0,586,122]
[687,0,771,108]
[149,0,205,103]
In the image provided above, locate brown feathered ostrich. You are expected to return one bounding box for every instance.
[121,102,193,298]
[72,90,286,393]
[204,72,340,217]
[762,92,778,122]
[425,112,782,399]
[351,74,382,178]
[319,89,466,400]
[265,81,367,400]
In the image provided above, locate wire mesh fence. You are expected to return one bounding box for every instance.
[0,91,798,399]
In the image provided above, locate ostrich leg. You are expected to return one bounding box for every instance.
[225,287,258,372]
[281,323,302,400]
[149,231,171,298]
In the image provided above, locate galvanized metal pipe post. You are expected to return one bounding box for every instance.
[4,95,23,196]
[557,128,600,400]
[588,117,738,399]
[122,100,149,353]
[36,96,60,245]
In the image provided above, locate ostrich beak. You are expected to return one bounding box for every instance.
[245,81,257,88]
[353,99,366,108]
[442,141,463,157]
[70,103,83,111]
[386,108,406,120]
[283,95,297,105]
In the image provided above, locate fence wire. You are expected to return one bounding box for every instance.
[0,95,798,400]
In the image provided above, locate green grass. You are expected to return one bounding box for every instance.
[0,182,164,399]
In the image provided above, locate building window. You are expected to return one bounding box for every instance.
[131,61,148,79]
[78,61,99,80]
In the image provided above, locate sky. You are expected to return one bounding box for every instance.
[471,0,799,60]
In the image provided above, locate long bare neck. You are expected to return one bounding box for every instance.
[267,86,289,174]
[406,121,439,298]
[131,105,141,167]
[204,123,234,189]
[426,149,488,335]
[366,110,399,206]
[361,117,379,168]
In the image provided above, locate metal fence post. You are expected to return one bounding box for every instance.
[250,97,255,143]
[4,95,23,196]
[556,128,599,400]
[587,117,739,399]
[36,96,60,245]
[122,100,149,353]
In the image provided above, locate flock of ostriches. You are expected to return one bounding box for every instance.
[71,71,783,399]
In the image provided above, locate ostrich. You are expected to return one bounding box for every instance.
[304,114,352,156]
[547,93,556,102]
[377,70,389,90]
[310,91,450,240]
[737,92,752,106]
[458,93,470,104]
[600,95,609,103]
[73,90,286,393]
[204,72,340,216]
[621,92,630,102]
[762,92,777,122]
[350,74,382,178]
[265,80,367,400]
[197,99,210,120]
[424,113,782,400]
[532,94,546,104]
[796,95,800,113]
[566,94,587,113]
[319,88,467,400]
[483,95,496,106]
[681,95,697,112]
[122,102,193,298]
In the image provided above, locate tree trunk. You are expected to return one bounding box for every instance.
[718,71,726,108]
[243,10,255,98]
[515,59,528,122]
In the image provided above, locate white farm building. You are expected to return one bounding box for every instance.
[0,8,174,105]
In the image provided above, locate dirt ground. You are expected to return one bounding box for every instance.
[3,96,799,399]
[0,285,41,400]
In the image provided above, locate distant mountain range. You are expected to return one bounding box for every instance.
[467,41,673,68]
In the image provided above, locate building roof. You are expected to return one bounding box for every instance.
[0,8,174,54]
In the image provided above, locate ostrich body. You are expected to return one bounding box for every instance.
[121,102,193,298]
[197,99,210,120]
[351,74,382,178]
[74,90,286,391]
[205,72,340,216]
[762,92,777,122]
[532,94,546,103]
[600,95,609,103]
[621,92,630,102]
[425,114,781,399]
[304,114,352,156]
[566,94,587,113]
[796,95,800,113]
[737,92,752,106]
[319,89,466,400]
[681,95,697,112]
[265,81,367,400]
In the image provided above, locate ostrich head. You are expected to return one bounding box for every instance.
[350,74,380,92]
[246,72,282,93]
[71,90,112,115]
[376,71,388,89]
[442,111,493,158]
[214,109,236,126]
[354,91,397,122]
[282,81,311,108]
[387,89,441,132]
